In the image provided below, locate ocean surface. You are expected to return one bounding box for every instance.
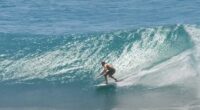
[1,0,200,110]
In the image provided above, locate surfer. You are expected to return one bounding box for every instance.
[100,61,118,84]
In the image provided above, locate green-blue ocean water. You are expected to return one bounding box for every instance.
[1,0,200,110]
[1,24,200,110]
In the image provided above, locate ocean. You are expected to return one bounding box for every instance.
[1,0,200,110]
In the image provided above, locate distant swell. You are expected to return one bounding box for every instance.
[0,24,198,88]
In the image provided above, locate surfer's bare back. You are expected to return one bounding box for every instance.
[100,61,118,84]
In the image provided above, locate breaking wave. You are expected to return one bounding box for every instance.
[0,24,199,88]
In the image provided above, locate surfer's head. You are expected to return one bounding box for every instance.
[101,61,106,66]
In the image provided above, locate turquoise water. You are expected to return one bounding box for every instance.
[1,0,200,110]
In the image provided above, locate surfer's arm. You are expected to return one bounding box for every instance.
[100,67,108,75]
[100,69,106,75]
[99,64,109,76]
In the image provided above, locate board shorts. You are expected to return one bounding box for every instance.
[107,68,116,77]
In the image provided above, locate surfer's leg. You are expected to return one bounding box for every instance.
[109,75,118,82]
[108,71,118,82]
[104,75,108,84]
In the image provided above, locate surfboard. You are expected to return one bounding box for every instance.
[95,82,116,87]
[95,79,123,88]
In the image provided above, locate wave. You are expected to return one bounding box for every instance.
[0,24,199,88]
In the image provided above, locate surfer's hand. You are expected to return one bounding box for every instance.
[100,72,104,75]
